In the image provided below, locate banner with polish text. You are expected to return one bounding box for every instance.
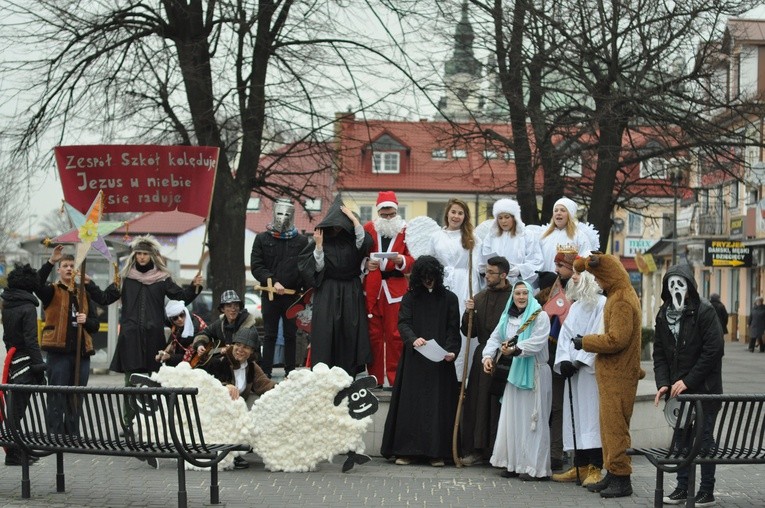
[54,145,219,218]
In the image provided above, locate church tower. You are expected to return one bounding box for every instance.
[438,1,483,121]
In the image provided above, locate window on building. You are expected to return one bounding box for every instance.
[372,151,400,173]
[452,148,467,159]
[640,158,667,179]
[304,198,322,212]
[359,205,373,223]
[628,212,643,235]
[483,150,497,160]
[729,181,739,209]
[431,148,447,160]
[562,156,583,178]
[504,151,515,161]
[397,206,407,220]
[701,188,710,214]
[247,197,260,211]
[748,186,759,205]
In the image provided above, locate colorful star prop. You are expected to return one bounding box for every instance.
[51,190,125,269]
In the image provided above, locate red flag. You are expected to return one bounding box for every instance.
[54,145,219,217]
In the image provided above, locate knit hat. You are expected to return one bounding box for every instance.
[376,191,398,210]
[233,327,259,350]
[554,197,578,222]
[218,290,243,311]
[554,250,578,270]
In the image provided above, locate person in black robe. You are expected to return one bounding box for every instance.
[298,195,372,376]
[380,255,461,467]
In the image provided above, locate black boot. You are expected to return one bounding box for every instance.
[586,471,613,492]
[599,474,633,498]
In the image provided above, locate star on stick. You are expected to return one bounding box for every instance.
[50,190,125,270]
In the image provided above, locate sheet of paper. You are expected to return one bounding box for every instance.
[371,252,399,259]
[415,339,449,362]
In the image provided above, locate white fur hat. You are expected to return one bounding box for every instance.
[493,198,520,219]
[554,197,578,222]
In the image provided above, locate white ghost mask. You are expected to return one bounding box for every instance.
[667,275,688,311]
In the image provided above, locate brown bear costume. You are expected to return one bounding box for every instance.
[572,253,641,498]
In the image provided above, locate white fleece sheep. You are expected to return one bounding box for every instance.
[148,362,254,471]
[146,362,373,473]
[249,363,372,472]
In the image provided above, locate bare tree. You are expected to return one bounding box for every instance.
[400,0,764,249]
[0,1,430,299]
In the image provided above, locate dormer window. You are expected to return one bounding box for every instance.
[372,152,400,173]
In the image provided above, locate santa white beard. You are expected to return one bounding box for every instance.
[373,215,405,238]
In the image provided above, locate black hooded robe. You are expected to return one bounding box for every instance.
[380,288,461,460]
[298,197,372,376]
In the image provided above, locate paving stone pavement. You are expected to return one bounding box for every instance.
[2,340,765,507]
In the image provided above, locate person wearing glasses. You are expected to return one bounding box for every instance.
[459,256,513,467]
[362,191,414,388]
[156,300,207,366]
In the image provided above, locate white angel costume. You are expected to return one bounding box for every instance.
[480,198,543,286]
[538,197,599,271]
[554,271,605,451]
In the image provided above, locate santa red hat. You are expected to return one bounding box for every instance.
[376,190,398,210]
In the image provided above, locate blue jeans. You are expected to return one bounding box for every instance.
[46,352,91,435]
[676,410,718,493]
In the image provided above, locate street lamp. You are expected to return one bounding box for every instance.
[670,168,684,266]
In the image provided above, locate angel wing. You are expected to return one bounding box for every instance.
[524,224,544,240]
[578,222,601,253]
[404,215,441,258]
[473,218,494,243]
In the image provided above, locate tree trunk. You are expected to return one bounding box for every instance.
[588,109,627,252]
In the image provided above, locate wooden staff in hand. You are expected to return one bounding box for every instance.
[452,249,475,467]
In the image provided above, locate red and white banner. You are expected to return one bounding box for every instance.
[54,145,219,217]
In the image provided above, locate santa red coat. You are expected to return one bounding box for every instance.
[363,222,414,313]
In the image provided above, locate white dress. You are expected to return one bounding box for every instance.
[483,311,551,477]
[431,229,483,381]
[554,295,605,450]
[539,227,593,272]
[481,230,543,286]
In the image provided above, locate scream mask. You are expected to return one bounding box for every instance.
[667,275,688,311]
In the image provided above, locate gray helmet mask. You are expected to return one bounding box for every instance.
[273,199,295,232]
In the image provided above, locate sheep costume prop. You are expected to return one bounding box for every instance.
[141,362,378,472]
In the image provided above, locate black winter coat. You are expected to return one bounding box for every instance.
[653,264,724,411]
[86,275,198,373]
[250,231,308,292]
[1,288,44,366]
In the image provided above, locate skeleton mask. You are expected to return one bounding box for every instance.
[272,199,295,232]
[667,275,688,311]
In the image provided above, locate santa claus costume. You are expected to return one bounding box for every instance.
[363,191,414,387]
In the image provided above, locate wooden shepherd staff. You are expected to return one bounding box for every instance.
[73,259,87,388]
[452,249,475,467]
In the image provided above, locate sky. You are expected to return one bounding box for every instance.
[18,4,765,236]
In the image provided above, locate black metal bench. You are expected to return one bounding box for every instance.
[0,383,249,508]
[628,393,765,507]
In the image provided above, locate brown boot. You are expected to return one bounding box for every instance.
[552,465,588,483]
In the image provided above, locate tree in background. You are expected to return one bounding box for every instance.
[0,1,431,298]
